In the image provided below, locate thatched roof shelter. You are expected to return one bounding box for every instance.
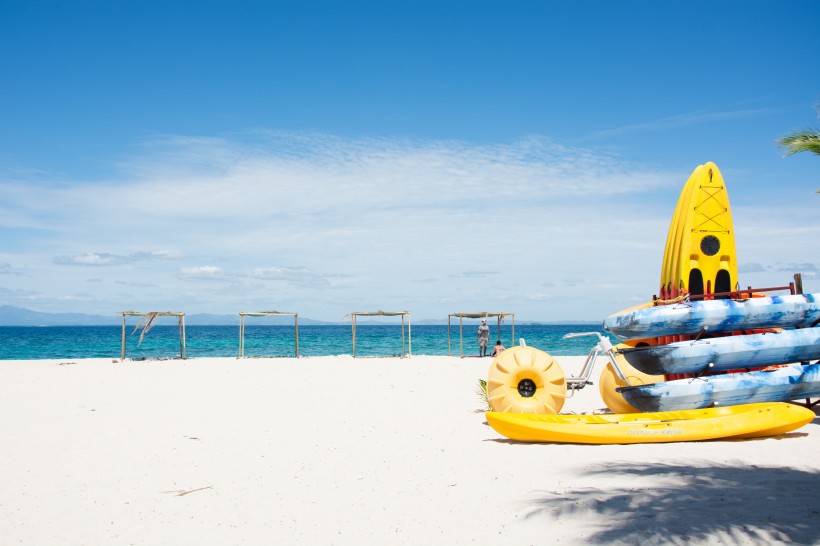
[447,312,515,357]
[238,311,299,358]
[120,311,186,361]
[346,311,411,358]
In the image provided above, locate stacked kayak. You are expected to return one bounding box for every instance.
[603,294,820,341]
[600,162,820,412]
[616,364,820,413]
[602,294,820,411]
[617,328,820,376]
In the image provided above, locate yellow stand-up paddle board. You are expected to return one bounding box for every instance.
[660,162,737,299]
[485,402,814,444]
[660,167,697,299]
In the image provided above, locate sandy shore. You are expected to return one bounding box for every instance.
[0,355,818,545]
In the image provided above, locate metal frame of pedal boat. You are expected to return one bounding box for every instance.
[560,332,632,395]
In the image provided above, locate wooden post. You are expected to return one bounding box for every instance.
[401,314,405,357]
[239,314,245,358]
[447,315,451,356]
[121,313,126,361]
[352,314,357,357]
[459,316,464,357]
[407,313,411,357]
[511,314,515,348]
[795,273,804,295]
[179,315,187,359]
[294,314,299,358]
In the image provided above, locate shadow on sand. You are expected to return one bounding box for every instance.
[525,458,820,544]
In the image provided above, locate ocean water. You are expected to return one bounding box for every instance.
[0,324,614,360]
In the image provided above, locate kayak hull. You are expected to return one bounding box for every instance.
[485,402,814,444]
[603,294,820,340]
[617,328,820,375]
[618,363,820,412]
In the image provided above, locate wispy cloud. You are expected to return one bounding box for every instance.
[738,262,767,274]
[252,266,353,289]
[54,253,129,266]
[53,251,184,266]
[448,271,500,279]
[115,280,159,288]
[777,263,817,273]
[591,108,774,138]
[2,130,815,319]
[35,133,669,229]
[179,266,225,279]
[525,293,552,301]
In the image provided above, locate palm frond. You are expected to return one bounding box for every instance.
[133,312,160,346]
[778,128,820,156]
[476,378,491,410]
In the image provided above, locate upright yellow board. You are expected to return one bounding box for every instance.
[660,162,737,299]
[659,167,698,298]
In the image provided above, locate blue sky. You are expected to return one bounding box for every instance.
[1,0,818,322]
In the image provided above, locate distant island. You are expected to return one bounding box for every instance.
[0,305,598,327]
[0,305,330,326]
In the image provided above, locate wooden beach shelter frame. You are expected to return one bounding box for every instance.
[447,312,515,357]
[348,311,412,358]
[238,311,299,358]
[120,311,186,361]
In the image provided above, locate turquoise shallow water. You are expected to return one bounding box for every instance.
[0,324,614,360]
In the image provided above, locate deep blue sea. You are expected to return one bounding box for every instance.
[0,324,614,360]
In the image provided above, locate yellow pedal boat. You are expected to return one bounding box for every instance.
[486,402,814,444]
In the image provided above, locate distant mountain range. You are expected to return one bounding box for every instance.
[0,306,329,326]
[0,305,597,327]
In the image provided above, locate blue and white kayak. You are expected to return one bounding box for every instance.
[617,362,820,412]
[617,328,820,376]
[603,293,820,341]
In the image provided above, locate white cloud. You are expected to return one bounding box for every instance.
[54,253,127,266]
[448,271,500,279]
[251,266,343,289]
[738,263,767,273]
[7,133,670,236]
[2,130,816,320]
[179,266,224,279]
[252,266,312,278]
[53,251,184,266]
[525,293,552,302]
[777,263,817,273]
[57,294,92,301]
[115,280,159,288]
[591,108,774,138]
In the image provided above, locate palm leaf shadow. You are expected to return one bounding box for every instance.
[525,460,820,544]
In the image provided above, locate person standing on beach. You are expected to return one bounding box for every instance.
[477,319,490,356]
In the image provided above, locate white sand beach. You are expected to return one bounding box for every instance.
[1,355,818,545]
